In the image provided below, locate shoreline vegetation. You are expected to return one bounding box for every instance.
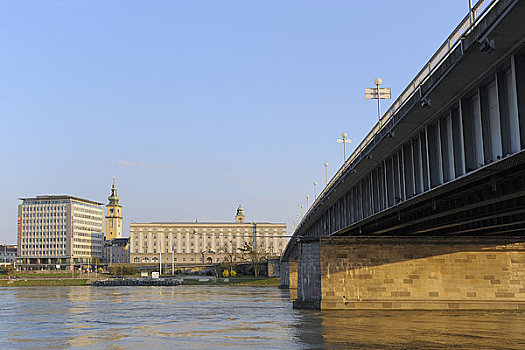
[0,273,280,287]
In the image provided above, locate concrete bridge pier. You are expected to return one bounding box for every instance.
[292,236,525,310]
[279,260,298,289]
[293,241,321,309]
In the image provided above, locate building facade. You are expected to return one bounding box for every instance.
[0,244,17,264]
[104,237,130,264]
[105,178,122,240]
[17,195,104,270]
[130,206,287,265]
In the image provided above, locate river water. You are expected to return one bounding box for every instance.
[0,286,524,349]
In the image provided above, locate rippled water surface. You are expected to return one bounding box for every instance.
[1,286,525,349]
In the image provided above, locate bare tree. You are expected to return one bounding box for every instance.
[218,240,243,274]
[240,242,268,277]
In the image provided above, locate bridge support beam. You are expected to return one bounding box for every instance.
[293,236,525,310]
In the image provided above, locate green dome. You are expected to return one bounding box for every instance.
[236,204,244,216]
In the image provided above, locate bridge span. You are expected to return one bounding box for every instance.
[281,0,525,310]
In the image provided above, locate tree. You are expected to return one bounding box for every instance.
[218,240,243,275]
[240,242,268,277]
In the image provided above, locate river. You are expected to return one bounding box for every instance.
[0,286,524,349]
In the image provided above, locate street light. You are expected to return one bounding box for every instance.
[172,243,176,275]
[365,78,391,126]
[306,195,309,209]
[159,240,162,275]
[337,132,352,162]
[313,181,317,199]
[300,205,304,217]
[324,162,329,185]
[375,78,382,122]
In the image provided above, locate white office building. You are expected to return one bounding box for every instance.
[17,195,104,270]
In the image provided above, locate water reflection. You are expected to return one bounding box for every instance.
[317,310,525,349]
[0,287,524,349]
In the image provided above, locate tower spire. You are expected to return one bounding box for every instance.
[106,177,123,241]
[108,177,120,206]
[235,204,245,223]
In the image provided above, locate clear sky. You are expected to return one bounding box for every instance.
[0,0,471,244]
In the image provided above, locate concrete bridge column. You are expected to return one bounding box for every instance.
[279,260,298,289]
[294,236,525,310]
[293,241,322,309]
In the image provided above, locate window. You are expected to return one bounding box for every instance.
[152,257,158,263]
[133,257,140,263]
[142,257,149,262]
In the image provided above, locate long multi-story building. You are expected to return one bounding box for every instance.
[17,195,104,270]
[130,205,287,265]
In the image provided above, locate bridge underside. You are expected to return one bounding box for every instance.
[290,155,525,310]
[335,150,525,237]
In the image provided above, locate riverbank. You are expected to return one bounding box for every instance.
[0,278,91,287]
[0,275,280,287]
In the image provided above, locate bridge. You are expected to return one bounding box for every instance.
[280,0,525,310]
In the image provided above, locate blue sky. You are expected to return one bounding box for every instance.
[0,1,470,243]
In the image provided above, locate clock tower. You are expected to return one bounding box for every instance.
[106,177,122,240]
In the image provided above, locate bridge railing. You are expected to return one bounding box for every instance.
[296,0,499,235]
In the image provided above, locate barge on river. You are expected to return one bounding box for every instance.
[92,278,180,286]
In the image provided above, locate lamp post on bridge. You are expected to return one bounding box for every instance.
[469,0,473,25]
[306,195,309,209]
[324,162,328,186]
[365,78,391,127]
[314,181,317,199]
[337,132,351,162]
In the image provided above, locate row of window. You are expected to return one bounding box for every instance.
[22,228,66,233]
[21,238,66,243]
[132,256,220,263]
[22,204,67,211]
[23,218,66,223]
[21,251,66,256]
[21,244,66,249]
[22,213,66,218]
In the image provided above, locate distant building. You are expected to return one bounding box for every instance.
[130,205,287,265]
[105,178,122,241]
[17,195,104,270]
[104,237,130,264]
[0,244,17,264]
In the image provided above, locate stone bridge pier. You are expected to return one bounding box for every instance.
[291,236,525,310]
[279,260,297,289]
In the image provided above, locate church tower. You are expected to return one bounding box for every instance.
[105,177,122,240]
[235,204,245,223]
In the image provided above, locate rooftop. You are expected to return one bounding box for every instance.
[19,195,103,206]
[131,221,286,226]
